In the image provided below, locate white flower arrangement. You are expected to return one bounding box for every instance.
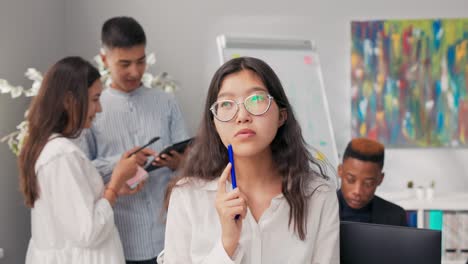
[94,51,179,93]
[1,52,179,155]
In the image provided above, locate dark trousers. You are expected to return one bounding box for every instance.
[126,258,157,264]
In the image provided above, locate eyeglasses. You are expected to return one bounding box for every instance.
[210,93,274,122]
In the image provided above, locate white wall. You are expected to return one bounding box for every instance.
[0,0,66,263]
[65,0,468,194]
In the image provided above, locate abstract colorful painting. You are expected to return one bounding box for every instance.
[351,18,468,147]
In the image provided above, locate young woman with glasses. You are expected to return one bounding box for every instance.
[163,57,339,263]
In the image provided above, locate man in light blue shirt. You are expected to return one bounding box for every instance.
[79,16,188,264]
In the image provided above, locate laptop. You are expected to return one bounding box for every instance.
[340,221,441,264]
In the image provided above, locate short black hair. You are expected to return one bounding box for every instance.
[343,138,385,170]
[101,16,146,49]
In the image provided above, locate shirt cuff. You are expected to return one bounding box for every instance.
[100,154,121,183]
[95,198,114,225]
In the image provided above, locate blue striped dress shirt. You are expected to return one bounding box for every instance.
[77,85,188,260]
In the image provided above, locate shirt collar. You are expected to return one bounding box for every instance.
[107,84,144,97]
[199,178,219,190]
[198,178,285,200]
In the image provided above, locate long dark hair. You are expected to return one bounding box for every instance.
[166,57,329,240]
[18,57,100,208]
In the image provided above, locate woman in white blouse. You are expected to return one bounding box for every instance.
[18,57,139,264]
[164,57,339,264]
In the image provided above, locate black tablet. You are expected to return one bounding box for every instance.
[145,138,194,172]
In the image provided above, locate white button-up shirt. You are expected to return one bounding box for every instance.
[26,136,125,264]
[164,177,340,264]
[78,86,188,260]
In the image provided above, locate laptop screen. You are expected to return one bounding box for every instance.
[340,221,441,264]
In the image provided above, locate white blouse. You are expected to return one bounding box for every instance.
[25,136,125,264]
[164,177,340,264]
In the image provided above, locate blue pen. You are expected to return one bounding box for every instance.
[227,144,237,188]
[227,144,240,220]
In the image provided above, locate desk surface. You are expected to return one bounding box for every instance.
[377,191,468,211]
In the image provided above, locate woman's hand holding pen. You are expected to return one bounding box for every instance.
[215,163,248,258]
[117,179,146,196]
[110,149,139,186]
[105,149,139,206]
[117,147,155,195]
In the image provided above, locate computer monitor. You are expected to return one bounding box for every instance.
[340,221,441,264]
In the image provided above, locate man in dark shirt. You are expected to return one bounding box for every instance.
[337,138,407,226]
